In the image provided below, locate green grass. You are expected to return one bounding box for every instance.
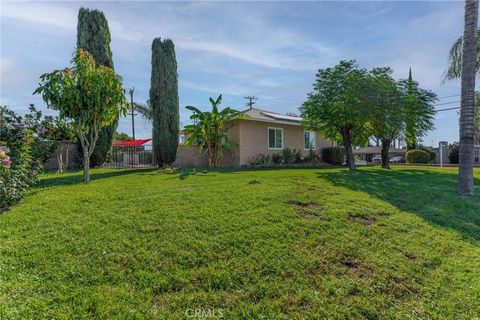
[1,166,480,319]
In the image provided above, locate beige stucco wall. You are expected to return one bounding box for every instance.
[236,119,333,165]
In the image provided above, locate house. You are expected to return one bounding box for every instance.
[353,146,407,162]
[175,107,334,167]
[435,141,480,164]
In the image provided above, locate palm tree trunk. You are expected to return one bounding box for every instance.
[458,0,479,196]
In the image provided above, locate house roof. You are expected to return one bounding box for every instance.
[353,146,407,155]
[240,107,303,126]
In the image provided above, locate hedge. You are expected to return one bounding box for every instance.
[405,149,430,164]
[321,147,346,165]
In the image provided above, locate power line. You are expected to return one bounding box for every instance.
[436,106,460,112]
[438,94,460,99]
[435,100,461,106]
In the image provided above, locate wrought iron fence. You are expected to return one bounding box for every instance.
[103,144,156,168]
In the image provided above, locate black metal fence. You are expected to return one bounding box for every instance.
[103,144,156,168]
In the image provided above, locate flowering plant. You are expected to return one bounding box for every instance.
[0,149,12,168]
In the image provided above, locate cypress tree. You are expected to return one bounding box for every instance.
[77,7,117,167]
[149,38,179,166]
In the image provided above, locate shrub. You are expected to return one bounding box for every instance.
[321,147,346,165]
[405,149,430,163]
[304,149,320,164]
[418,146,436,163]
[282,148,302,164]
[272,153,283,164]
[448,143,459,164]
[0,106,40,213]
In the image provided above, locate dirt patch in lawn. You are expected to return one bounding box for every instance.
[348,213,377,225]
[288,200,323,211]
[248,180,260,185]
[338,256,373,279]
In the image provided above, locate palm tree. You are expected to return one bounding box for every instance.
[183,95,247,167]
[445,28,480,80]
[133,101,152,121]
[458,0,478,196]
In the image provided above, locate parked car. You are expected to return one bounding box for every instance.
[371,155,382,164]
[389,155,405,163]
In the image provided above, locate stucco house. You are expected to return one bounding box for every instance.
[175,107,334,167]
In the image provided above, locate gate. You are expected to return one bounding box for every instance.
[103,144,156,168]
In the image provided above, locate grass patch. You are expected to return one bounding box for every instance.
[1,166,479,318]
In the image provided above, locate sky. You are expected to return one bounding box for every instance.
[0,0,470,146]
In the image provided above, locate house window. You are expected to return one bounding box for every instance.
[304,131,316,150]
[268,128,283,149]
[475,150,480,163]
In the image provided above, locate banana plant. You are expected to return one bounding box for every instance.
[183,95,247,167]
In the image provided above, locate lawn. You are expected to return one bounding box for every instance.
[1,166,479,319]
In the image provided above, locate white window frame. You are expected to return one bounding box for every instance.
[475,150,480,163]
[304,130,316,150]
[268,127,284,150]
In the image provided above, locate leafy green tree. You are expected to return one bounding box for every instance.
[183,95,247,167]
[113,131,133,142]
[34,49,127,183]
[77,7,117,167]
[457,0,478,196]
[150,38,179,166]
[301,60,370,171]
[397,69,437,150]
[366,67,405,169]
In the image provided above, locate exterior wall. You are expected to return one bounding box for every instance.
[173,145,237,168]
[237,119,332,166]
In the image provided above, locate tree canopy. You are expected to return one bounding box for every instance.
[301,60,371,171]
[150,38,179,167]
[34,49,127,183]
[397,69,437,150]
[365,67,405,168]
[77,7,117,167]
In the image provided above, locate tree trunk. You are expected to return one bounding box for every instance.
[83,150,90,183]
[458,0,478,196]
[341,128,355,171]
[381,139,391,169]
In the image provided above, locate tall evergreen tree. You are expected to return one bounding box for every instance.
[399,68,437,150]
[149,38,179,166]
[77,7,117,167]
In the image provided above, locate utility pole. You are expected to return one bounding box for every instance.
[129,88,137,140]
[244,96,257,109]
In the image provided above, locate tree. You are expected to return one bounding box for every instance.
[34,49,127,183]
[458,0,479,196]
[445,28,480,80]
[133,101,153,122]
[113,131,133,142]
[366,67,405,169]
[301,60,370,171]
[397,68,437,150]
[183,95,247,167]
[77,7,117,167]
[149,38,179,167]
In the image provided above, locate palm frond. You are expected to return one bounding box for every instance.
[444,28,480,80]
[133,102,152,121]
